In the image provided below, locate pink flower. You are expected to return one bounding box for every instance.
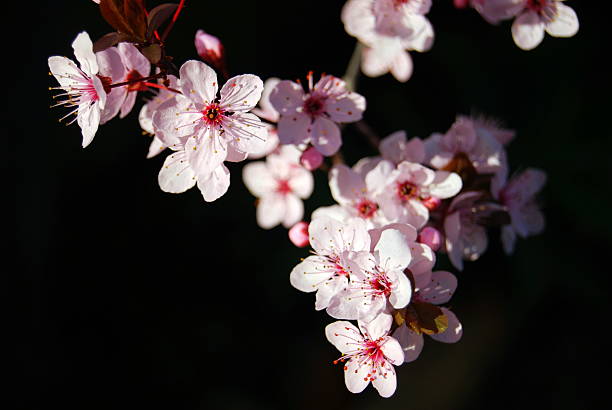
[342,0,434,81]
[49,32,110,148]
[352,130,425,176]
[425,115,508,179]
[511,0,579,50]
[242,145,314,229]
[153,60,266,176]
[249,78,282,159]
[497,168,546,254]
[138,74,180,158]
[326,313,404,397]
[378,161,463,229]
[328,228,413,322]
[289,217,371,311]
[288,222,310,247]
[269,72,366,156]
[323,161,395,228]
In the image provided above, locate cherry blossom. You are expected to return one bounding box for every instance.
[425,116,507,179]
[326,313,404,397]
[511,0,579,50]
[242,145,314,229]
[352,130,426,176]
[49,32,110,148]
[328,228,413,322]
[322,161,395,228]
[289,217,371,311]
[269,72,365,156]
[378,161,463,229]
[342,0,435,81]
[497,168,546,254]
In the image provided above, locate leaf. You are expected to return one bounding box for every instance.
[393,308,406,327]
[140,44,162,64]
[404,302,449,335]
[124,0,147,40]
[147,3,179,40]
[99,0,147,42]
[442,152,478,183]
[93,32,133,53]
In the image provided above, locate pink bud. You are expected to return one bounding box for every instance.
[288,222,310,248]
[453,0,470,8]
[421,196,442,211]
[418,227,442,251]
[194,30,226,73]
[300,147,323,171]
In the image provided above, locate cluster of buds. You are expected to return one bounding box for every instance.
[48,0,564,400]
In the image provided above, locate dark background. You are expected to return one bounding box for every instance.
[10,1,610,409]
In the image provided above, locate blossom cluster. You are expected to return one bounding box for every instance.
[285,115,545,396]
[48,0,558,400]
[342,0,579,82]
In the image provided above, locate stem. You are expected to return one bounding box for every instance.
[108,72,166,89]
[354,120,381,150]
[143,82,182,94]
[342,42,363,92]
[161,0,186,41]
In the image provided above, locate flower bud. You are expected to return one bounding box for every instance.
[300,147,324,171]
[418,226,442,251]
[289,222,310,248]
[421,196,442,211]
[194,30,226,74]
[453,0,470,8]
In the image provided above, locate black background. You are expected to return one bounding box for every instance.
[10,1,610,409]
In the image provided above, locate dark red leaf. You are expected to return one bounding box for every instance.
[146,3,179,40]
[99,0,146,42]
[124,0,147,41]
[93,32,134,52]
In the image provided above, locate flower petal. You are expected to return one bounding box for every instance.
[326,92,366,123]
[282,194,304,228]
[371,365,397,398]
[242,161,276,197]
[418,270,457,305]
[197,163,230,202]
[179,60,218,105]
[325,320,363,354]
[392,325,424,363]
[545,3,579,38]
[269,80,304,114]
[256,194,286,229]
[158,151,196,193]
[311,116,342,156]
[72,31,98,75]
[512,11,546,51]
[277,112,310,145]
[220,74,264,112]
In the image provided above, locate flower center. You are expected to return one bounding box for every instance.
[276,179,292,195]
[526,0,547,13]
[303,95,325,117]
[125,70,148,92]
[397,181,418,201]
[201,102,225,126]
[355,199,378,219]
